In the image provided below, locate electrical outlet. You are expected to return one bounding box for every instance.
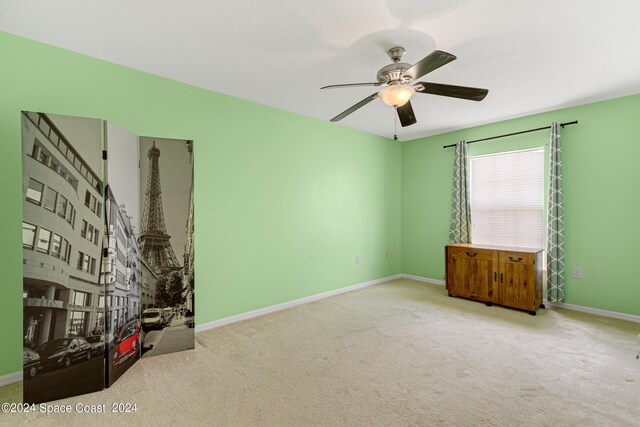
[356,255,361,265]
[572,267,582,279]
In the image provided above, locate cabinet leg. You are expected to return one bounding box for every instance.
[528,310,537,316]
[485,301,493,307]
[539,303,546,309]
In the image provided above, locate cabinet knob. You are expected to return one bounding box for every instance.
[508,256,523,262]
[465,252,478,257]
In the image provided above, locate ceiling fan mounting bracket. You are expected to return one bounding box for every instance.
[387,46,405,63]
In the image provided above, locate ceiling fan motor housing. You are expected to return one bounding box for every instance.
[377,63,412,84]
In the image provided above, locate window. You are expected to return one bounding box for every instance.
[22,222,36,249]
[31,144,41,159]
[67,203,76,228]
[66,243,72,265]
[81,220,88,238]
[470,148,545,249]
[96,202,102,218]
[26,179,44,205]
[38,150,49,166]
[98,295,105,308]
[60,239,69,262]
[68,311,86,336]
[51,234,62,258]
[85,190,91,207]
[77,252,95,273]
[57,195,68,218]
[44,187,57,212]
[37,228,51,253]
[73,291,89,306]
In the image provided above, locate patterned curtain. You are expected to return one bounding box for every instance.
[547,122,565,302]
[449,141,471,243]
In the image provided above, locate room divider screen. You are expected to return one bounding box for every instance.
[21,112,195,403]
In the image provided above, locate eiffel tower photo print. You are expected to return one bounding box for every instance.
[138,137,195,360]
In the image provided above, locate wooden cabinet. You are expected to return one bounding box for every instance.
[445,244,543,315]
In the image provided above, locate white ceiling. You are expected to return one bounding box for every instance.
[2,0,640,141]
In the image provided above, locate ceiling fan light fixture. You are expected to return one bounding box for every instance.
[378,83,415,107]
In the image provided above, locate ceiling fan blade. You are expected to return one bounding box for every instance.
[396,101,417,127]
[404,50,456,80]
[415,82,488,101]
[321,82,382,89]
[330,93,379,122]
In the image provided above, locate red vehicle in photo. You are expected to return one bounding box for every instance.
[112,319,142,367]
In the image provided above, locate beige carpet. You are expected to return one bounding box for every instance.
[1,279,639,426]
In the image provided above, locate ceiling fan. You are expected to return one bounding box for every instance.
[321,47,489,128]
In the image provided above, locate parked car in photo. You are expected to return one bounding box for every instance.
[38,337,91,370]
[23,347,41,379]
[85,334,106,357]
[112,319,142,367]
[141,308,164,330]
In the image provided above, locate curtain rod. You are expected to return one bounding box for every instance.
[442,120,578,149]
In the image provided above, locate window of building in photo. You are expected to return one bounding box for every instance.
[470,147,545,249]
[22,222,36,249]
[68,311,86,336]
[77,252,92,273]
[61,239,70,263]
[26,178,44,205]
[38,150,49,166]
[44,187,58,212]
[67,203,76,228]
[51,233,62,258]
[73,290,89,306]
[57,194,68,218]
[37,228,52,253]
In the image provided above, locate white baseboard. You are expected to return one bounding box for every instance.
[195,274,403,333]
[400,274,445,286]
[0,371,22,387]
[547,301,640,323]
[400,275,640,323]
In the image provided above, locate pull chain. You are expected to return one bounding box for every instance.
[393,108,398,141]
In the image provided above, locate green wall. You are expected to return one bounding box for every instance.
[402,93,640,317]
[2,31,639,379]
[0,32,402,376]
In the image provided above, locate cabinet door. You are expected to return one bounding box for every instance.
[448,248,496,300]
[498,252,535,310]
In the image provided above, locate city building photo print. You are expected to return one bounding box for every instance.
[103,122,143,386]
[138,136,195,358]
[21,111,105,403]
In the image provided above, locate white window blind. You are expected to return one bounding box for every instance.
[470,148,544,249]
